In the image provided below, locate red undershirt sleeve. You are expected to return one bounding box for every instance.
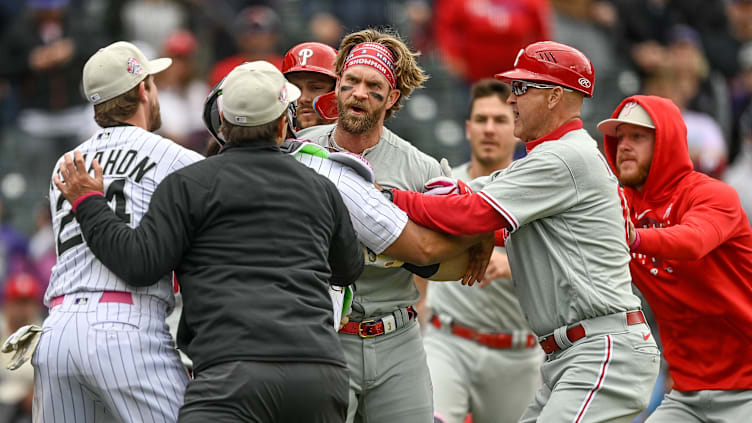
[392,189,511,236]
[494,229,508,247]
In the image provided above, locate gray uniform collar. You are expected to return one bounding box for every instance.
[327,125,380,156]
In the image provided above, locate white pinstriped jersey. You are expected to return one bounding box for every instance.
[298,124,443,318]
[294,152,407,254]
[46,126,204,309]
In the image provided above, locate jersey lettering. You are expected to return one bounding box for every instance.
[56,178,131,257]
[55,192,83,257]
[78,149,156,182]
[128,157,157,182]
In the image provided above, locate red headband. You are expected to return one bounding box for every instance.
[343,42,397,89]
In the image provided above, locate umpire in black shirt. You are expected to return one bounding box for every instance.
[53,61,364,422]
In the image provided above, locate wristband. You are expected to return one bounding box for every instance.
[380,188,394,203]
[72,192,104,213]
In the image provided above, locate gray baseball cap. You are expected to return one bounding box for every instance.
[83,41,172,105]
[220,61,301,127]
[597,101,655,137]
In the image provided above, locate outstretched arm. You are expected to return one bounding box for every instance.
[631,183,746,260]
[391,189,512,235]
[382,220,485,266]
[430,235,494,284]
[382,220,493,285]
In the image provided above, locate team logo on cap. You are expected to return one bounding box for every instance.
[278,85,288,104]
[620,102,640,119]
[513,49,524,67]
[298,48,313,65]
[578,77,591,88]
[127,57,143,76]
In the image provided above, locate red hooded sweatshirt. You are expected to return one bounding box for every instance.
[603,95,752,391]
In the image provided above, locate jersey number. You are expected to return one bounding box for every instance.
[56,179,132,257]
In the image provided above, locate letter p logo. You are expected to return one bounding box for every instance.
[299,48,314,66]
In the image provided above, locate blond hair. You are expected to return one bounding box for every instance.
[334,28,428,119]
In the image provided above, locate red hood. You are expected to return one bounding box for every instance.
[603,95,693,204]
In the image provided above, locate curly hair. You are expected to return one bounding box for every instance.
[334,28,428,119]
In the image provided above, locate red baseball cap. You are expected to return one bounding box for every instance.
[3,273,41,302]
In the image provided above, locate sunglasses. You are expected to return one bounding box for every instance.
[511,80,573,96]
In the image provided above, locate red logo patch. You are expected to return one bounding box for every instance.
[127,57,143,76]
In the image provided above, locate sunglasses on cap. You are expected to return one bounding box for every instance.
[511,80,573,96]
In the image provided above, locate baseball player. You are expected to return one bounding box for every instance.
[201,79,490,330]
[385,41,661,422]
[296,28,444,422]
[32,41,203,423]
[282,42,338,131]
[600,95,752,422]
[419,79,542,423]
[50,60,362,422]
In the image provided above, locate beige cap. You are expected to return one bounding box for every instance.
[220,61,301,126]
[83,41,172,105]
[597,101,655,137]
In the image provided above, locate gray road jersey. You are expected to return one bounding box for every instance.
[298,124,442,319]
[427,163,532,332]
[468,129,641,335]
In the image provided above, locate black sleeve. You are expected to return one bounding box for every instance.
[74,174,199,286]
[325,182,364,286]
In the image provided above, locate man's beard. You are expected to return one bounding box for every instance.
[617,162,650,189]
[337,97,382,134]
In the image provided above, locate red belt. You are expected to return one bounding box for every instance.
[339,306,417,338]
[50,291,134,309]
[538,310,646,354]
[431,315,537,349]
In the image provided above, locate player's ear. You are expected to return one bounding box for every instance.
[276,114,288,144]
[138,81,148,103]
[386,88,400,110]
[547,87,565,110]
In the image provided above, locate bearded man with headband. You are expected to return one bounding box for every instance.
[297,28,444,422]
